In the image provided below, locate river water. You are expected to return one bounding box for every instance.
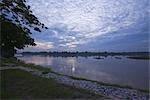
[17,55,149,90]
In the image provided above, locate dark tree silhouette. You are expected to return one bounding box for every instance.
[0,0,48,57]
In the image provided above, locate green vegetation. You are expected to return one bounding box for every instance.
[20,51,150,62]
[1,69,103,99]
[1,0,48,57]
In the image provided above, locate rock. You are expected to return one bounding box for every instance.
[26,68,149,100]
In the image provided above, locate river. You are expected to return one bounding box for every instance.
[17,55,149,90]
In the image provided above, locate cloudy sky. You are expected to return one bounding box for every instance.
[22,0,149,52]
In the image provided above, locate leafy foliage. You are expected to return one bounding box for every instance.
[0,0,48,57]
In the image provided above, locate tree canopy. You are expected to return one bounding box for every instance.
[0,0,48,57]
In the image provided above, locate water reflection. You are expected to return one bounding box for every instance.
[17,55,149,90]
[21,55,53,67]
[66,58,76,73]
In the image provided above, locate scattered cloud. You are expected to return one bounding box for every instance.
[21,41,54,52]
[35,41,54,49]
[23,0,149,51]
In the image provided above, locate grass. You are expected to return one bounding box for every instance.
[1,69,103,99]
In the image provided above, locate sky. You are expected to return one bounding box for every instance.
[21,0,149,52]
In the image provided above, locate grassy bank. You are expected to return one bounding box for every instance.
[1,69,103,99]
[1,58,104,99]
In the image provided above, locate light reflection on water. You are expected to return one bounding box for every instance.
[17,55,149,90]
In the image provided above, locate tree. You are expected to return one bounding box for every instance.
[0,0,48,57]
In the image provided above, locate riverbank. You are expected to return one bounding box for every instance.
[1,69,104,99]
[1,58,149,99]
[1,58,104,99]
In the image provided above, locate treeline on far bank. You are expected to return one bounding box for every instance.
[19,51,150,57]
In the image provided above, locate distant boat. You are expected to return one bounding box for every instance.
[93,57,104,59]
